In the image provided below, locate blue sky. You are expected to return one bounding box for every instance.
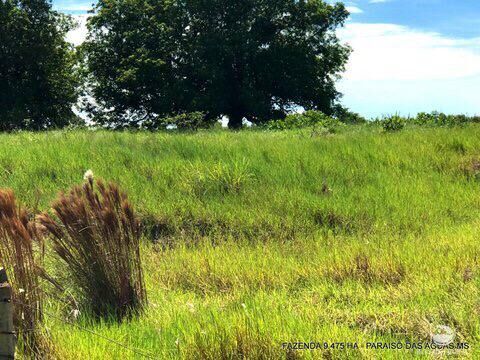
[346,0,480,39]
[57,0,480,118]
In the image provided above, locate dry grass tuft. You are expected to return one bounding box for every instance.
[38,179,146,320]
[0,189,48,357]
[459,156,480,180]
[327,254,406,286]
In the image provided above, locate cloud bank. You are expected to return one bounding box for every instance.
[339,23,480,81]
[338,23,480,117]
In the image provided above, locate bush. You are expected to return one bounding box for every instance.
[381,115,406,132]
[414,112,434,126]
[265,110,340,132]
[145,112,213,131]
[0,190,48,357]
[414,111,472,127]
[166,112,212,131]
[333,105,367,124]
[38,176,146,320]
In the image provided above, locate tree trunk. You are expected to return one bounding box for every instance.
[228,113,243,129]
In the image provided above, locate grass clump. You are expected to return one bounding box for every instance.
[183,158,254,197]
[0,190,48,357]
[38,176,146,320]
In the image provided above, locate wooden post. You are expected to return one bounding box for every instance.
[0,268,15,359]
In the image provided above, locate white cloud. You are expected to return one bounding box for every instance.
[339,23,480,81]
[369,0,390,3]
[66,15,89,46]
[346,6,363,14]
[338,23,480,116]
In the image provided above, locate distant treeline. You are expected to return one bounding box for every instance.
[145,110,480,132]
[376,113,480,132]
[262,110,480,133]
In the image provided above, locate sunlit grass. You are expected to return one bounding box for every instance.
[1,125,480,358]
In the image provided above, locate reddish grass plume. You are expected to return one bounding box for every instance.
[0,189,47,356]
[38,178,146,320]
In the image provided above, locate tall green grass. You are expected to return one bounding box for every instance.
[0,125,479,358]
[1,126,479,238]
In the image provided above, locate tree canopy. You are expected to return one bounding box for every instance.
[84,0,351,128]
[0,0,79,130]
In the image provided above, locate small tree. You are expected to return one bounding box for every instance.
[0,0,79,130]
[84,0,350,129]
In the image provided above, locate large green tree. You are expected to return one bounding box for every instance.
[0,0,78,130]
[84,0,350,129]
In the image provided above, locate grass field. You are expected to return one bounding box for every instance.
[2,125,480,358]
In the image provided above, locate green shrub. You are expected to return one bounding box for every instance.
[264,114,304,130]
[381,115,406,132]
[166,112,212,131]
[447,114,469,127]
[265,110,340,132]
[145,112,213,131]
[414,111,471,127]
[333,106,367,124]
[415,112,434,126]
